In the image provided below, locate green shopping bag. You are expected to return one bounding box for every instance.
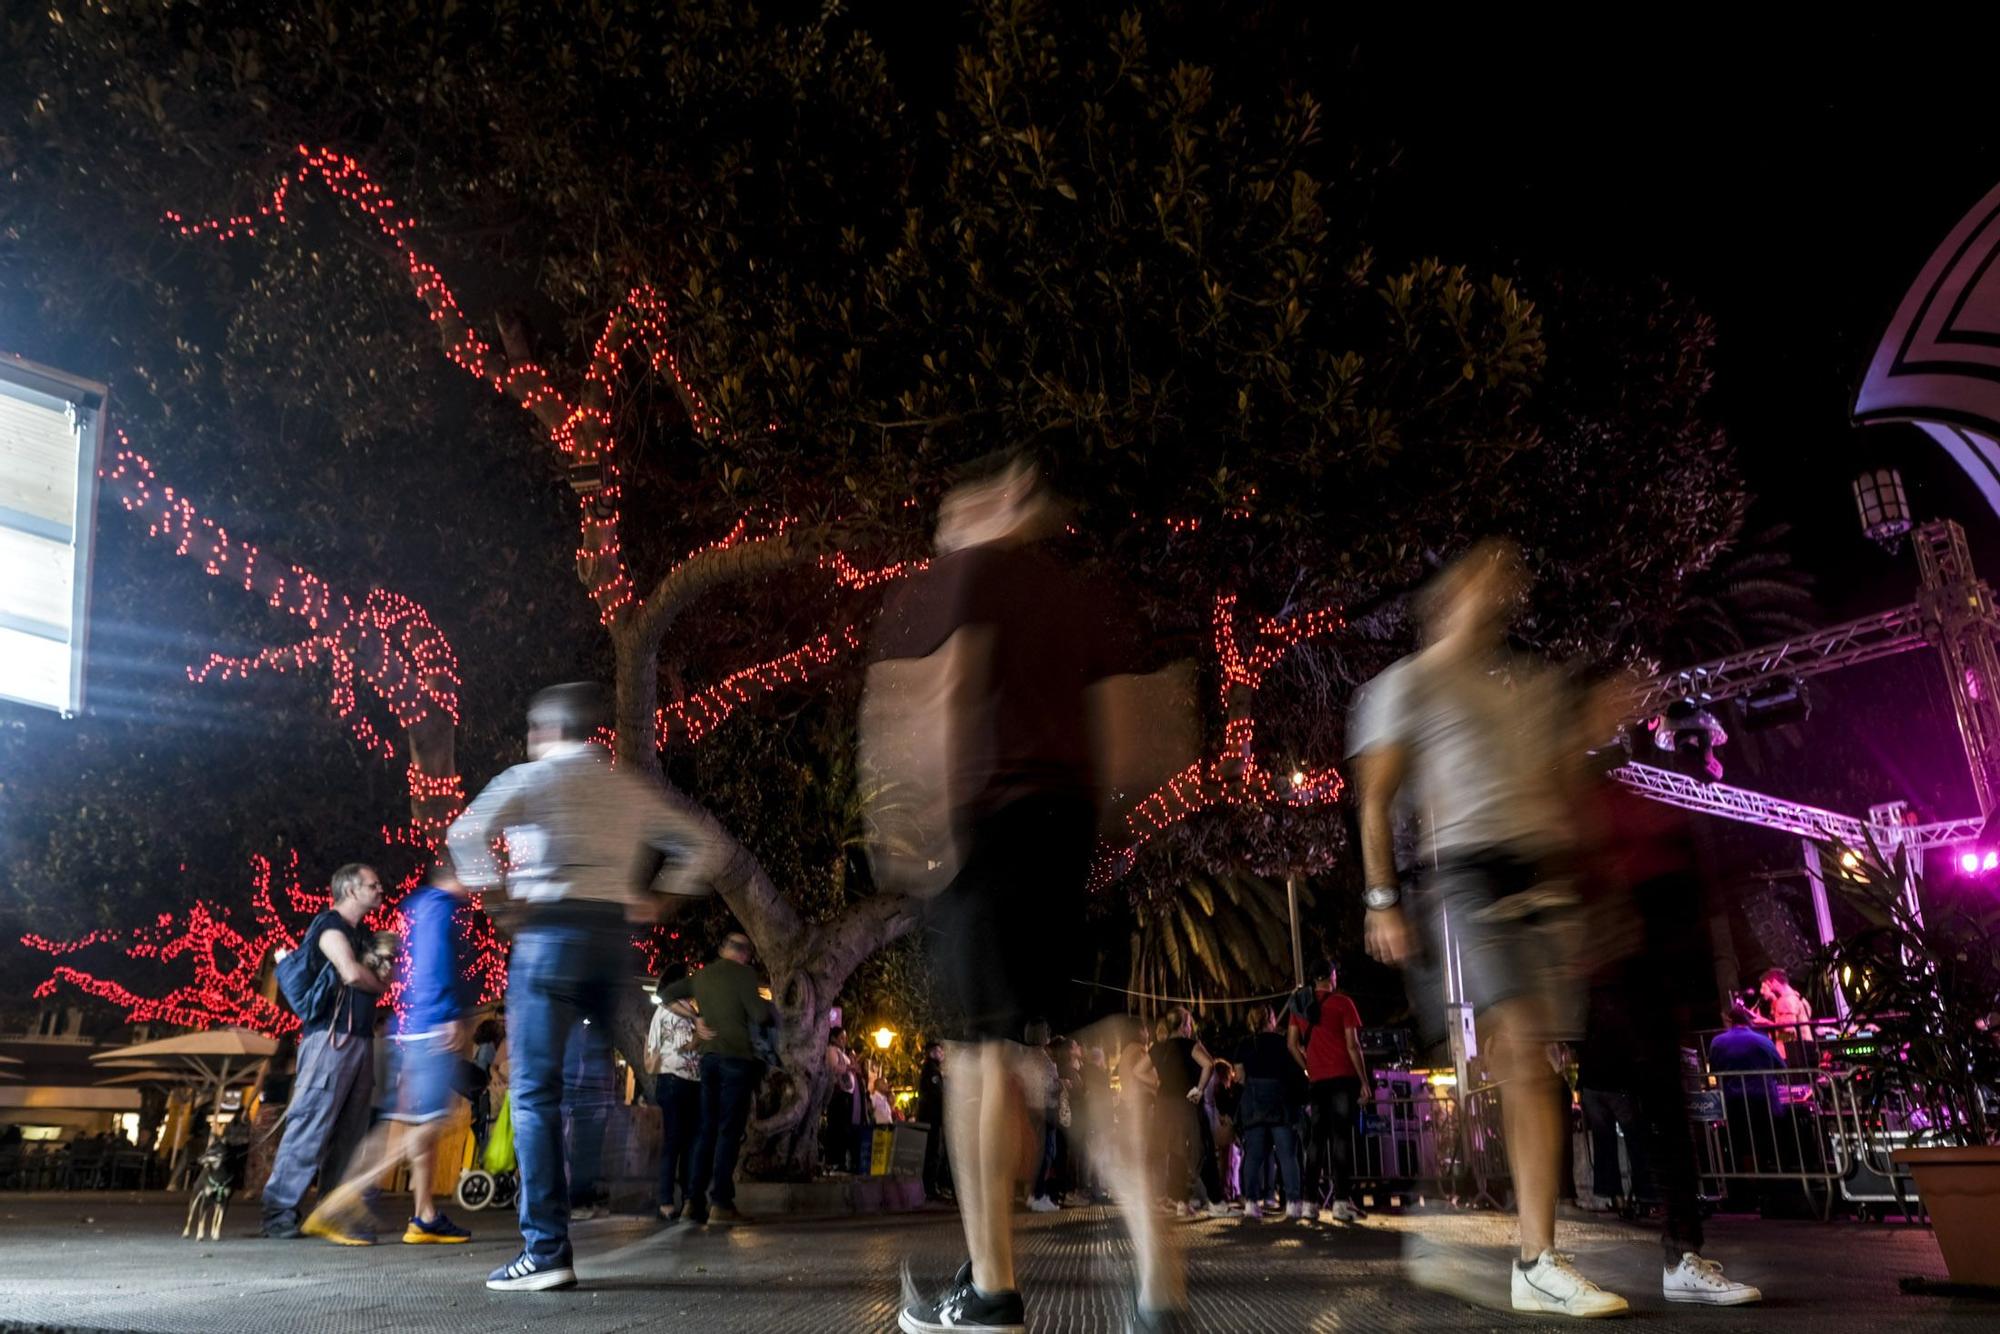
[483,1092,517,1174]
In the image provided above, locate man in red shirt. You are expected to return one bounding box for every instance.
[1288,960,1369,1221]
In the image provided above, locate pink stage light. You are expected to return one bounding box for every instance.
[1960,851,1981,874]
[1982,851,1997,872]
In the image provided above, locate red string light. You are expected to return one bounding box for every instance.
[167,147,736,629]
[101,441,463,803]
[24,852,513,1035]
[1089,594,1348,890]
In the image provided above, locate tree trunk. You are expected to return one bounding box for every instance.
[596,622,921,1179]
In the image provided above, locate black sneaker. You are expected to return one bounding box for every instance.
[1128,1305,1195,1333]
[260,1217,304,1240]
[486,1249,578,1292]
[899,1261,1026,1333]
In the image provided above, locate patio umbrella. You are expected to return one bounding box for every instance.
[92,1029,279,1177]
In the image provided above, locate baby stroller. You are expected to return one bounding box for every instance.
[454,1088,518,1212]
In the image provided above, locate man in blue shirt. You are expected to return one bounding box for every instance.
[1708,1001,1786,1184]
[303,860,477,1245]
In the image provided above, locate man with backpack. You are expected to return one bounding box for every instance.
[300,859,478,1246]
[1288,960,1369,1222]
[261,862,387,1239]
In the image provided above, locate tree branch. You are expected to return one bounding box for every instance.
[810,891,923,987]
[631,527,828,648]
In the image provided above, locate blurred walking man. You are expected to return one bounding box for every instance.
[303,859,476,1246]
[865,451,1194,1334]
[449,682,714,1292]
[1352,540,1628,1317]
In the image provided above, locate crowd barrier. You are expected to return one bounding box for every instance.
[1341,1060,1931,1222]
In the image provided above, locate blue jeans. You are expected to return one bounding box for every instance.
[507,914,626,1263]
[655,1072,701,1207]
[688,1053,762,1212]
[563,1018,614,1206]
[1240,1122,1301,1205]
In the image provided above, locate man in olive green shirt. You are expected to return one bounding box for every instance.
[661,933,771,1222]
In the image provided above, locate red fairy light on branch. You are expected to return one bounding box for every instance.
[25,853,511,1035]
[102,442,462,801]
[1089,594,1349,890]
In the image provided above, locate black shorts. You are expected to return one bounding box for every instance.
[926,795,1097,1044]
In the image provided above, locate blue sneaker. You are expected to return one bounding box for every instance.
[403,1211,472,1244]
[487,1249,577,1292]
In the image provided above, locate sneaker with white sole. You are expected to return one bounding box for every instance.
[899,1261,1026,1333]
[1027,1194,1060,1213]
[1240,1201,1263,1220]
[1329,1199,1363,1222]
[487,1249,577,1292]
[1286,1201,1313,1222]
[1512,1249,1630,1318]
[1663,1253,1761,1306]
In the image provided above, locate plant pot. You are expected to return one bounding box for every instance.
[1892,1145,2000,1289]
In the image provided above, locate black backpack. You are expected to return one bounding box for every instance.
[275,915,346,1030]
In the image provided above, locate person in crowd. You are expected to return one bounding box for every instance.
[1353,540,1628,1317]
[304,859,478,1246]
[1150,1007,1225,1218]
[825,1027,859,1174]
[1571,669,1761,1305]
[1233,1004,1307,1221]
[563,1016,616,1221]
[646,961,703,1222]
[660,931,773,1225]
[1026,1021,1065,1212]
[1204,1059,1241,1204]
[449,681,716,1293]
[916,1039,949,1202]
[871,1075,897,1128]
[1710,1000,1786,1186]
[469,1017,504,1152]
[1758,969,1814,1064]
[1289,960,1369,1222]
[261,863,387,1240]
[868,451,1194,1334]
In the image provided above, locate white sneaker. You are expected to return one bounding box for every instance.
[1240,1201,1263,1220]
[1204,1201,1234,1218]
[1027,1195,1060,1213]
[1512,1250,1630,1318]
[1286,1201,1313,1222]
[1663,1253,1761,1306]
[1329,1200,1362,1223]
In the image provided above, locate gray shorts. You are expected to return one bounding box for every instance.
[1430,852,1585,1042]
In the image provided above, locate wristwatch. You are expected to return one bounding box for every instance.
[1363,884,1401,911]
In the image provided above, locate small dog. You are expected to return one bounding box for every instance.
[182,1141,233,1241]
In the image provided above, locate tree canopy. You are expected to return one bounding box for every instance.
[1,1,1752,1078]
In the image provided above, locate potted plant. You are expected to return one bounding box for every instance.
[1815,842,2000,1289]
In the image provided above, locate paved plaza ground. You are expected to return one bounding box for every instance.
[0,1192,1986,1333]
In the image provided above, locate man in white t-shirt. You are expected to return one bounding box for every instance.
[1352,540,1626,1319]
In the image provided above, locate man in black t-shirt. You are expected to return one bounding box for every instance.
[872,454,1193,1334]
[262,863,386,1241]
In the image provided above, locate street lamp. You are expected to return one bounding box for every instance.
[872,1026,897,1051]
